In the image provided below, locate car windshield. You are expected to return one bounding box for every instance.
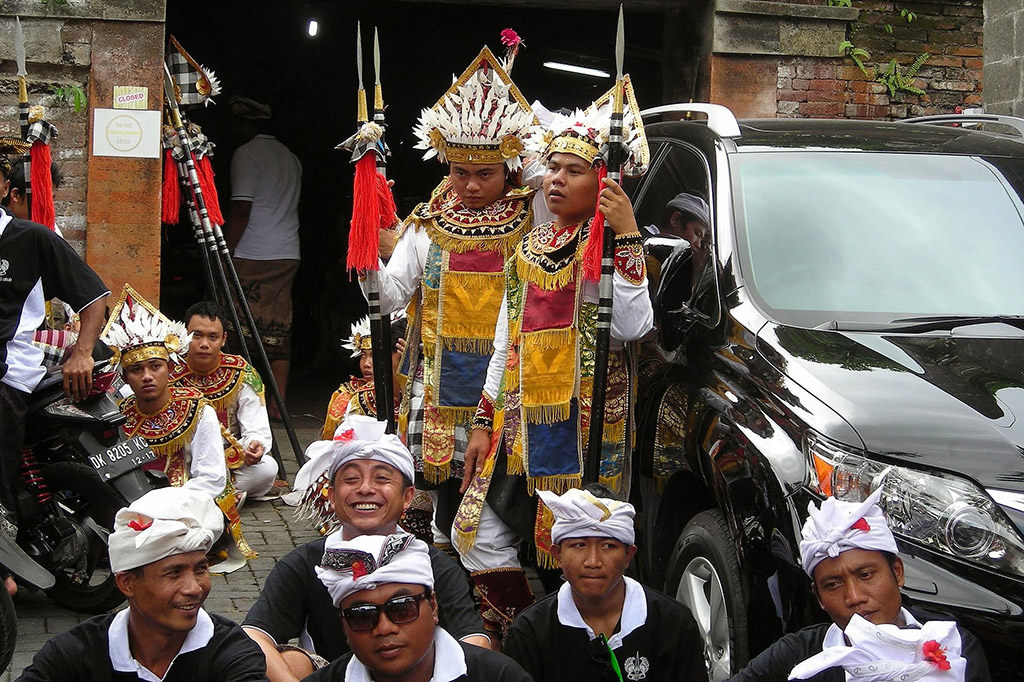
[732,151,1024,327]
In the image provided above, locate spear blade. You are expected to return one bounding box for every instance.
[373,28,381,87]
[15,16,27,77]
[615,4,624,81]
[356,22,364,91]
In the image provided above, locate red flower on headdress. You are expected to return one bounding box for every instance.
[352,560,368,579]
[851,517,871,532]
[501,28,522,47]
[922,640,951,670]
[334,429,356,442]
[128,517,152,532]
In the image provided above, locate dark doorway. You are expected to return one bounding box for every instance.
[162,0,667,394]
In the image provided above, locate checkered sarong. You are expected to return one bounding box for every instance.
[406,373,467,481]
[32,329,75,370]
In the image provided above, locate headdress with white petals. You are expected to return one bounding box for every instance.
[413,46,537,170]
[524,75,649,177]
[341,309,406,358]
[101,284,192,370]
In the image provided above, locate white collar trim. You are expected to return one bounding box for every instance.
[822,607,922,649]
[344,627,466,682]
[556,576,647,650]
[109,607,215,682]
[0,207,11,237]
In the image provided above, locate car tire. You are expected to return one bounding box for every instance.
[665,509,749,682]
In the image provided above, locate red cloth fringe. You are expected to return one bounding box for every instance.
[347,154,397,272]
[194,154,224,226]
[583,163,609,282]
[161,149,180,224]
[30,142,55,231]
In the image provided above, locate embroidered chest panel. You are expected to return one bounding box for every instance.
[121,386,207,453]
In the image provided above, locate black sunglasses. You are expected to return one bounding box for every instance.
[341,591,431,632]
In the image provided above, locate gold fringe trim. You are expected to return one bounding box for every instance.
[536,546,560,569]
[506,441,524,476]
[398,412,409,436]
[603,418,626,446]
[146,404,206,457]
[425,223,524,255]
[431,405,477,428]
[423,460,452,485]
[202,383,243,413]
[442,336,495,354]
[526,474,581,496]
[516,254,580,292]
[598,473,623,494]
[523,402,572,425]
[521,326,575,351]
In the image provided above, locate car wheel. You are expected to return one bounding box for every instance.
[666,509,749,682]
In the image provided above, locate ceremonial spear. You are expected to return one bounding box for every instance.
[14,17,32,218]
[340,22,398,432]
[584,5,627,484]
[162,65,306,464]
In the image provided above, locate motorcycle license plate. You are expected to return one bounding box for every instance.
[89,435,157,480]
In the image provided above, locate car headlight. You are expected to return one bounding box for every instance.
[804,432,1024,575]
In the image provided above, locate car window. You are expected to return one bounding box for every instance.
[732,151,1024,326]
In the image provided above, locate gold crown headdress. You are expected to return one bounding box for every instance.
[341,310,406,358]
[101,285,192,369]
[525,75,649,176]
[413,47,538,170]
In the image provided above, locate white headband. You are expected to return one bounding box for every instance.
[316,532,434,607]
[799,488,898,577]
[293,415,416,494]
[538,488,636,545]
[789,614,965,682]
[108,488,223,573]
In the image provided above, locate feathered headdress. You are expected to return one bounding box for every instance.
[413,46,537,170]
[524,75,649,177]
[101,284,192,370]
[166,36,222,107]
[342,316,372,358]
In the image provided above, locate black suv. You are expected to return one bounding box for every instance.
[626,107,1024,681]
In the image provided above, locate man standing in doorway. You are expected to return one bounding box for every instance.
[225,96,302,421]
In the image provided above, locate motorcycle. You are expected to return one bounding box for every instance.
[9,350,159,616]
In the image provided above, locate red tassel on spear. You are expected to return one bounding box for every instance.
[29,139,55,230]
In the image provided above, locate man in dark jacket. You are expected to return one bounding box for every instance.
[16,488,267,682]
[728,489,990,682]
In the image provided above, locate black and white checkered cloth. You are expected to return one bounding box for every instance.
[167,49,209,107]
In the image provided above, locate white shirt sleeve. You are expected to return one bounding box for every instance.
[183,405,228,497]
[235,382,273,451]
[359,224,430,315]
[481,293,509,401]
[583,271,655,343]
[229,147,258,202]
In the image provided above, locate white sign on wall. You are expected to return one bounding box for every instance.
[92,108,161,158]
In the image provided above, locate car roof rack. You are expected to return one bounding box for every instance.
[901,113,1024,137]
[641,103,742,139]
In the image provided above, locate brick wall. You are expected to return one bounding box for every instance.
[775,0,983,119]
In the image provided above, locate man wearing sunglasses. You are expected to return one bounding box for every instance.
[306,532,531,682]
[504,485,706,682]
[242,416,487,682]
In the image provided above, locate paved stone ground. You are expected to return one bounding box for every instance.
[4,411,326,680]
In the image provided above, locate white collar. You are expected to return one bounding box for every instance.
[0,207,11,237]
[108,607,215,682]
[343,627,466,682]
[556,576,647,650]
[822,607,922,649]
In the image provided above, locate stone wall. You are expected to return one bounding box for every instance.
[984,0,1024,115]
[710,0,984,119]
[0,1,166,301]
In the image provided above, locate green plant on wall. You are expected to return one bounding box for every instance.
[51,84,88,113]
[833,2,929,97]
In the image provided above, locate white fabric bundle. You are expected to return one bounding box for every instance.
[108,487,223,573]
[789,614,966,682]
[293,415,415,493]
[799,488,898,576]
[538,488,636,545]
[316,532,434,607]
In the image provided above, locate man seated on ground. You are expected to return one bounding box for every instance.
[103,285,255,561]
[504,485,706,682]
[16,487,267,681]
[306,532,532,682]
[728,488,990,682]
[242,415,488,682]
[173,301,278,501]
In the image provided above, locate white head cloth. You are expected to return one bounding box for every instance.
[789,614,966,682]
[538,488,636,545]
[316,532,434,607]
[108,487,223,573]
[799,487,898,577]
[293,415,415,494]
